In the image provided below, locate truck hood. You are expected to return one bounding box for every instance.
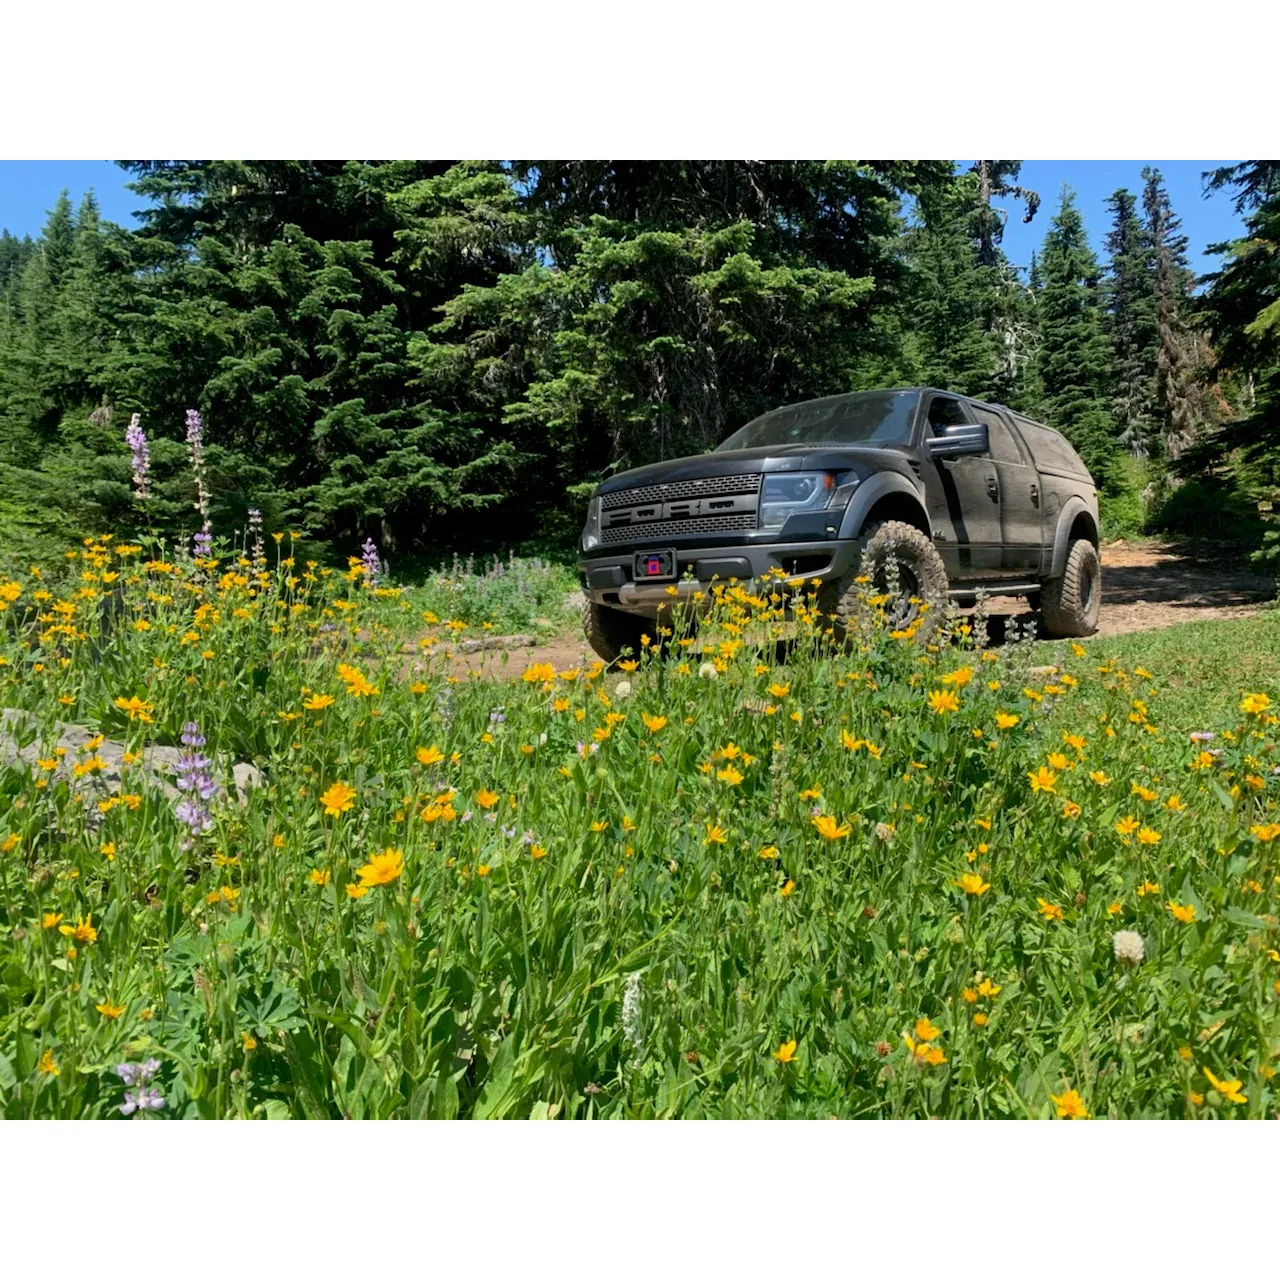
[595,443,916,494]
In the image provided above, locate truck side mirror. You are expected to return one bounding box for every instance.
[926,423,989,458]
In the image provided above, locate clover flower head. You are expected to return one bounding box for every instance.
[1112,930,1145,966]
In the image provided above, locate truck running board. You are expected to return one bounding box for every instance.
[947,583,1040,598]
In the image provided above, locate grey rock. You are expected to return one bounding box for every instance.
[456,633,537,653]
[0,707,262,810]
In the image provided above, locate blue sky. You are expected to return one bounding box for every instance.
[961,160,1244,279]
[0,159,1247,279]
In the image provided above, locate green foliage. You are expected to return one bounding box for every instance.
[1096,453,1150,540]
[1149,477,1268,543]
[405,554,580,636]
[3,536,1280,1118]
[0,159,1272,565]
[1034,188,1117,475]
[1197,163,1280,492]
[1103,188,1158,456]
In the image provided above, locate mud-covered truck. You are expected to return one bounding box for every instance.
[577,388,1101,662]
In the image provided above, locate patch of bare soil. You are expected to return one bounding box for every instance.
[980,540,1274,639]
[411,540,1276,678]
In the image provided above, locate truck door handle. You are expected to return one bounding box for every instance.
[985,476,999,500]
[1030,483,1040,506]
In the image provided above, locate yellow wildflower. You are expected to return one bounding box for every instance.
[811,814,851,840]
[1028,766,1058,794]
[773,1039,798,1063]
[355,848,404,888]
[927,689,960,714]
[1203,1067,1246,1104]
[319,781,357,817]
[1051,1088,1089,1119]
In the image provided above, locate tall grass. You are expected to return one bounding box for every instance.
[0,541,1277,1118]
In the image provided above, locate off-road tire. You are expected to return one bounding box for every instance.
[582,599,650,665]
[1039,537,1101,637]
[821,520,950,645]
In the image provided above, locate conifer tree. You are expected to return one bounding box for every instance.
[1142,167,1198,458]
[1034,187,1115,473]
[1102,188,1157,455]
[1200,161,1280,485]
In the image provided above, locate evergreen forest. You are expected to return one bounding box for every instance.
[1,160,1277,570]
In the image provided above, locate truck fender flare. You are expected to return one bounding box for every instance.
[836,471,927,541]
[1048,496,1095,578]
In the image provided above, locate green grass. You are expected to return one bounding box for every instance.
[1051,611,1280,725]
[1,548,1278,1119]
[401,554,580,637]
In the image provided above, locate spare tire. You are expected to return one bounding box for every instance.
[1040,537,1101,637]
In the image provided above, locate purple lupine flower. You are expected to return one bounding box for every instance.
[125,413,151,501]
[489,708,506,725]
[501,826,517,839]
[192,523,213,560]
[1190,731,1216,742]
[116,1058,161,1086]
[174,721,219,843]
[247,508,264,565]
[120,1086,166,1116]
[361,537,382,585]
[185,408,211,528]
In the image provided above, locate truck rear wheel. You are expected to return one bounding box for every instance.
[1040,538,1101,637]
[822,520,950,645]
[582,599,650,665]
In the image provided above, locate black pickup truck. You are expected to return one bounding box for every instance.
[577,388,1101,661]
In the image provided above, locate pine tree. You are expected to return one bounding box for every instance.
[1102,188,1157,455]
[946,162,1041,406]
[970,162,1041,267]
[1035,187,1116,474]
[1142,167,1198,459]
[1199,161,1280,486]
[418,162,950,544]
[907,170,1000,395]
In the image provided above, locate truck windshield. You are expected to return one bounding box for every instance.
[716,390,917,451]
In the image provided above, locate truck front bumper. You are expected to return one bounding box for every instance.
[577,539,860,615]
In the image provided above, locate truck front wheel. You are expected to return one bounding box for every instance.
[1039,538,1101,637]
[821,520,950,645]
[582,599,650,665]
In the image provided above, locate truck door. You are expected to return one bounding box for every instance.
[972,405,1043,570]
[921,393,1001,575]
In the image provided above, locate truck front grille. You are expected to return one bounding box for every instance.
[598,472,761,544]
[600,472,762,510]
[601,512,758,545]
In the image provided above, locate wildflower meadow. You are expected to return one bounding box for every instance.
[1,422,1279,1119]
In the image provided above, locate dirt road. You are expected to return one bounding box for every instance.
[428,540,1276,680]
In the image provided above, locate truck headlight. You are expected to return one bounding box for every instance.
[581,496,602,551]
[759,471,858,531]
